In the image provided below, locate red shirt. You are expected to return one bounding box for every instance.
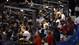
[60,22,74,34]
[47,34,54,45]
[34,35,42,45]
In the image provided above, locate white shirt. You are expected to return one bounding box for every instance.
[23,31,31,41]
[43,22,49,29]
[36,17,45,23]
[61,14,65,21]
[56,19,62,28]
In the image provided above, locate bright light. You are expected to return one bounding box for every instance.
[7,0,8,2]
[40,10,42,12]
[45,6,48,8]
[58,1,61,3]
[20,9,23,12]
[53,8,56,11]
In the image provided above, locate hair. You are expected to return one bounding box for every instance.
[67,16,73,23]
[26,27,28,30]
[48,31,51,35]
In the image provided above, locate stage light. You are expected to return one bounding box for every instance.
[7,0,8,2]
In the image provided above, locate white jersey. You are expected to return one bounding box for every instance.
[23,31,31,41]
[56,19,62,28]
[61,14,65,21]
[36,17,45,23]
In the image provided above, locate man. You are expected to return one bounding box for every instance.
[47,31,54,45]
[21,25,31,41]
[74,16,79,31]
[34,32,42,45]
[74,16,79,41]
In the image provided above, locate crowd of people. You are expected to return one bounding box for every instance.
[18,7,76,45]
[0,1,79,45]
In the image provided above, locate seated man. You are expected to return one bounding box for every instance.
[20,25,31,41]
